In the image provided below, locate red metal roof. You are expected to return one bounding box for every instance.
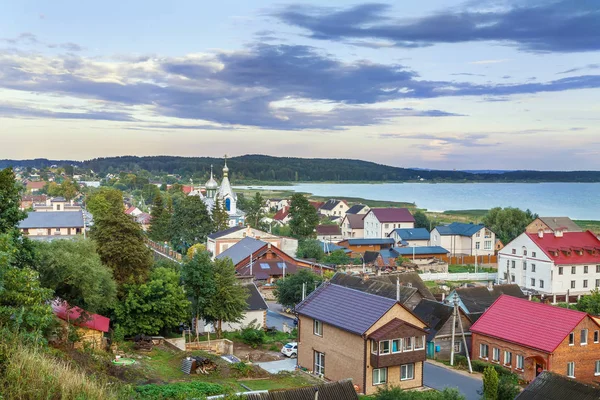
[124,206,138,215]
[527,231,600,265]
[52,301,110,333]
[470,295,589,353]
[273,206,290,221]
[370,208,415,223]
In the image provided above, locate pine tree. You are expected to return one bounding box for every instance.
[212,197,229,232]
[170,195,214,253]
[204,257,249,338]
[149,193,171,242]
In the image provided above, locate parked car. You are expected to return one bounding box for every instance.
[281,342,298,358]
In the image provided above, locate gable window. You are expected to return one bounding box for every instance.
[314,351,325,376]
[492,348,500,362]
[480,344,489,359]
[403,337,413,352]
[572,266,576,274]
[532,251,537,257]
[373,368,387,385]
[414,336,425,350]
[379,340,390,355]
[584,280,589,288]
[512,249,516,255]
[314,320,323,337]
[532,264,536,273]
[531,278,536,287]
[392,339,402,353]
[567,362,575,378]
[559,267,563,275]
[401,363,415,381]
[523,249,528,256]
[585,266,589,274]
[569,332,575,345]
[581,329,588,345]
[594,331,599,343]
[516,355,524,370]
[571,281,576,289]
[476,232,481,238]
[540,280,544,288]
[504,351,512,366]
[371,340,378,355]
[595,361,600,376]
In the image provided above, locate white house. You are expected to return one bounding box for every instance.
[388,228,430,247]
[206,225,297,258]
[340,213,365,239]
[345,204,370,215]
[430,222,495,256]
[319,199,349,219]
[497,230,600,295]
[363,208,415,238]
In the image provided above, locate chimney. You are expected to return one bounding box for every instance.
[396,277,400,301]
[538,230,544,238]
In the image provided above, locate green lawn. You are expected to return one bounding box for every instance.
[574,220,600,234]
[447,265,496,273]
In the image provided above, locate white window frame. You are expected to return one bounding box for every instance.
[314,320,323,337]
[371,339,378,355]
[532,264,536,272]
[504,351,512,366]
[314,351,325,376]
[539,280,544,288]
[392,338,402,353]
[480,344,489,359]
[372,368,387,385]
[516,355,524,370]
[379,340,390,355]
[567,361,575,378]
[484,240,492,250]
[594,331,599,343]
[492,348,500,362]
[414,336,425,350]
[581,329,588,346]
[569,332,575,346]
[454,341,462,353]
[403,337,413,352]
[401,363,415,381]
[595,361,600,376]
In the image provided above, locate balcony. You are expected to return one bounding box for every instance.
[368,318,428,369]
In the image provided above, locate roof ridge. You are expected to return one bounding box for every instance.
[329,283,397,304]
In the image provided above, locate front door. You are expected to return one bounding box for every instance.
[536,363,543,377]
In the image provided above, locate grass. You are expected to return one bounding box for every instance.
[574,220,600,234]
[447,265,496,273]
[241,374,317,391]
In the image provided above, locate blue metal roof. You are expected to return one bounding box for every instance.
[216,236,267,266]
[379,248,400,259]
[19,211,84,229]
[296,283,397,335]
[394,246,450,255]
[346,238,395,246]
[389,228,430,241]
[435,222,484,237]
[319,241,352,254]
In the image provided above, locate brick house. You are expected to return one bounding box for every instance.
[296,282,428,395]
[526,217,582,234]
[470,295,600,384]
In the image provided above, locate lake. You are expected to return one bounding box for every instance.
[235,182,600,220]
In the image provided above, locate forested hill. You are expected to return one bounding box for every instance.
[2,155,600,182]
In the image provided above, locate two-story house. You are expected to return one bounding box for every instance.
[363,209,415,238]
[471,295,600,384]
[316,225,343,243]
[206,225,297,258]
[19,210,84,238]
[430,223,495,256]
[346,204,370,216]
[319,199,350,219]
[388,228,430,247]
[296,282,428,395]
[341,214,365,239]
[497,230,600,295]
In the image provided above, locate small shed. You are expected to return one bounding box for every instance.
[52,300,110,349]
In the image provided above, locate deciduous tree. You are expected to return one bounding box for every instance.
[245,192,266,229]
[413,211,433,230]
[181,251,215,340]
[482,207,537,245]
[0,168,26,233]
[274,269,323,309]
[289,193,319,239]
[170,195,213,253]
[87,187,124,219]
[148,193,171,242]
[575,288,600,314]
[296,239,325,260]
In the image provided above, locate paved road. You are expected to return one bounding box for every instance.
[266,309,296,331]
[256,358,297,374]
[424,362,482,400]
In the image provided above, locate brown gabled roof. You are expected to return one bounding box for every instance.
[316,224,341,236]
[344,213,365,229]
[372,273,436,301]
[273,206,290,221]
[537,217,582,232]
[368,317,428,340]
[26,181,47,189]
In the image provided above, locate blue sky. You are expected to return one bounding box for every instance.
[1,0,599,170]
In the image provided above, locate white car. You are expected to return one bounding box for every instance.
[281,342,298,358]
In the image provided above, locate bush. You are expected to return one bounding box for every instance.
[240,327,266,348]
[471,360,515,378]
[231,362,253,378]
[134,381,224,400]
[374,386,465,400]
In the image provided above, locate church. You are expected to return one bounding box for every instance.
[189,157,245,227]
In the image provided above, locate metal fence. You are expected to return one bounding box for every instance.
[419,271,498,281]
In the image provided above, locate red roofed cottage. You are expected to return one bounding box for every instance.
[498,230,600,295]
[364,208,415,238]
[52,301,110,349]
[470,295,600,383]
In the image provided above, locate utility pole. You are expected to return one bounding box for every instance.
[456,295,473,373]
[450,294,458,366]
[302,283,306,301]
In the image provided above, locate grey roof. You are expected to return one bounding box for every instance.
[346,238,395,246]
[394,246,450,256]
[537,217,582,232]
[319,241,352,254]
[50,197,66,202]
[515,371,600,400]
[372,273,436,301]
[320,199,343,211]
[389,228,430,241]
[346,204,368,214]
[451,284,525,314]
[296,283,397,335]
[412,299,455,341]
[244,283,268,311]
[207,225,244,240]
[216,237,267,266]
[435,222,485,237]
[243,380,359,400]
[19,211,84,229]
[330,272,418,304]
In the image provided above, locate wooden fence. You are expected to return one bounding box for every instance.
[145,238,183,262]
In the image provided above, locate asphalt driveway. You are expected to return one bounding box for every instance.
[256,358,297,374]
[424,361,482,400]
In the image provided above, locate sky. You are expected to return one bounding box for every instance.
[1,0,599,170]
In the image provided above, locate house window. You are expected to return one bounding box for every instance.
[379,340,390,355]
[401,363,415,380]
[504,351,512,366]
[523,261,527,271]
[385,224,389,229]
[506,260,510,269]
[392,339,402,353]
[572,266,576,274]
[404,337,413,352]
[595,361,600,376]
[523,249,528,256]
[571,281,576,289]
[373,368,387,385]
[569,332,575,345]
[559,267,563,275]
[567,362,575,378]
[476,242,480,250]
[314,351,325,376]
[584,280,589,288]
[597,265,600,273]
[511,261,515,269]
[596,279,600,288]
[476,232,481,238]
[492,348,500,362]
[594,331,599,343]
[532,264,536,273]
[314,320,323,336]
[512,249,516,255]
[414,336,425,350]
[454,342,462,353]
[480,344,489,359]
[511,275,515,283]
[532,251,537,257]
[581,329,588,345]
[585,266,589,274]
[516,355,524,370]
[484,241,492,250]
[540,280,544,288]
[371,340,378,354]
[531,278,536,286]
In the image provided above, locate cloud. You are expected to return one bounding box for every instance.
[1,43,599,130]
[273,2,600,53]
[450,72,486,77]
[1,32,84,52]
[557,64,600,74]
[0,103,135,121]
[379,132,496,147]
